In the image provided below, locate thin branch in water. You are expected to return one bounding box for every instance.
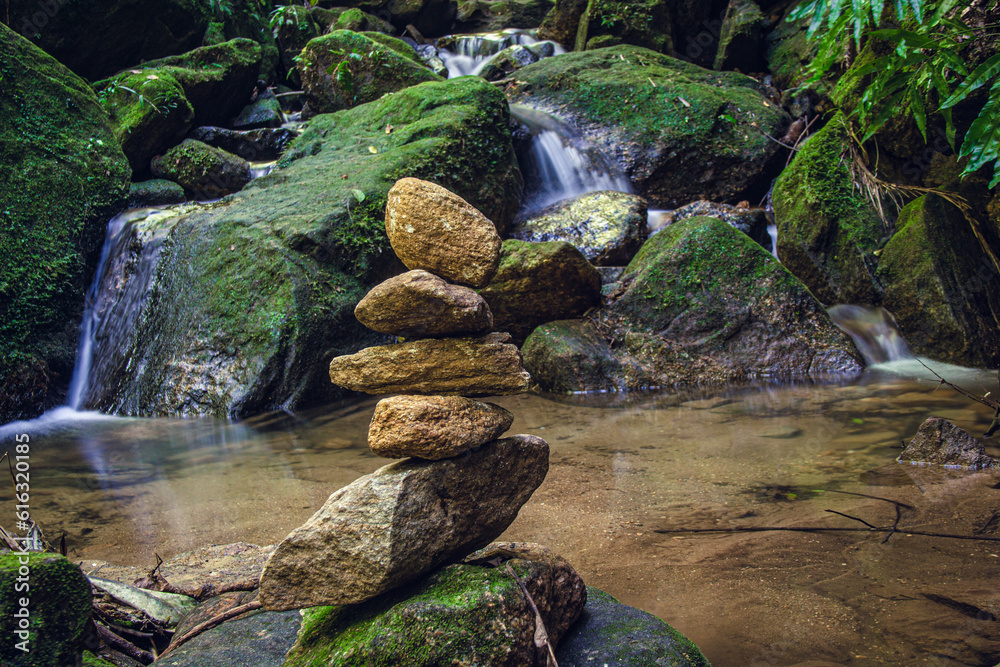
[825,509,879,530]
[157,600,263,659]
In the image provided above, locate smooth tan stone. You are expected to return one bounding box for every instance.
[258,434,549,610]
[385,177,501,288]
[354,269,493,337]
[368,395,514,459]
[329,332,531,396]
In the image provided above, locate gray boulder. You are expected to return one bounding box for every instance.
[259,435,550,610]
[898,417,996,470]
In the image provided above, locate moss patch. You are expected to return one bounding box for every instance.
[508,45,789,206]
[0,552,93,666]
[772,112,886,305]
[299,30,443,113]
[0,24,130,423]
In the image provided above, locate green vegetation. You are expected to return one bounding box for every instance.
[793,0,1000,186]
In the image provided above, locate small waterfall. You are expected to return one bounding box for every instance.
[439,29,537,77]
[827,305,913,365]
[67,212,134,409]
[512,105,633,213]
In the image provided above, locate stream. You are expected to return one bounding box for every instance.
[3,30,1000,667]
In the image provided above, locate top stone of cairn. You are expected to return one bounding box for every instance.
[385,178,502,288]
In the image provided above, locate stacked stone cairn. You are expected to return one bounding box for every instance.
[258,178,585,665]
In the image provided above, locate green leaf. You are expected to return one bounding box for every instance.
[351,189,366,203]
[861,89,907,142]
[941,53,1000,108]
[910,88,927,142]
[959,78,1000,174]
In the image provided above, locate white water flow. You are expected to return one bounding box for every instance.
[439,29,540,77]
[66,211,136,409]
[512,105,633,213]
[767,223,779,259]
[827,304,913,365]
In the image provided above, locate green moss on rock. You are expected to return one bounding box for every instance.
[150,139,252,198]
[0,552,93,666]
[0,24,130,423]
[772,112,886,305]
[509,46,789,207]
[575,0,672,53]
[523,217,863,392]
[96,70,195,173]
[299,30,443,113]
[877,194,1000,367]
[85,77,522,417]
[479,239,602,344]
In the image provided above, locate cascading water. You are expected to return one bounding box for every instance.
[439,29,550,77]
[511,105,633,213]
[66,212,134,409]
[827,304,913,365]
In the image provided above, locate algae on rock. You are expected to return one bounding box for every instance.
[0,24,130,423]
[772,113,886,305]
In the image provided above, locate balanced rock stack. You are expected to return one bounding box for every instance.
[259,179,581,661]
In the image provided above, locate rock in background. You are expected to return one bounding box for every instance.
[523,216,864,392]
[508,46,790,208]
[898,417,997,470]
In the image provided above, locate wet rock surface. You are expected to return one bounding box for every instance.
[368,395,514,459]
[898,417,997,470]
[354,270,494,337]
[259,435,550,610]
[328,333,532,397]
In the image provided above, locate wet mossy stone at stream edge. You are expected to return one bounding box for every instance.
[772,112,887,306]
[282,543,585,667]
[522,216,863,392]
[80,76,522,418]
[555,587,712,666]
[0,552,94,666]
[0,24,130,424]
[508,45,790,208]
[877,194,1000,368]
[299,30,443,114]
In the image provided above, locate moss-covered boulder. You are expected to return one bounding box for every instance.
[772,113,887,305]
[131,39,263,127]
[509,46,790,208]
[537,0,590,48]
[299,30,443,114]
[658,200,771,251]
[764,9,816,90]
[511,190,649,266]
[3,0,276,83]
[127,179,187,209]
[334,7,395,33]
[0,552,93,666]
[522,216,863,392]
[271,4,321,86]
[151,140,253,199]
[80,76,522,417]
[574,0,672,53]
[479,240,603,344]
[478,44,543,81]
[877,194,1000,367]
[555,587,711,666]
[283,543,586,667]
[714,0,768,73]
[454,0,556,33]
[0,25,130,424]
[96,70,195,173]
